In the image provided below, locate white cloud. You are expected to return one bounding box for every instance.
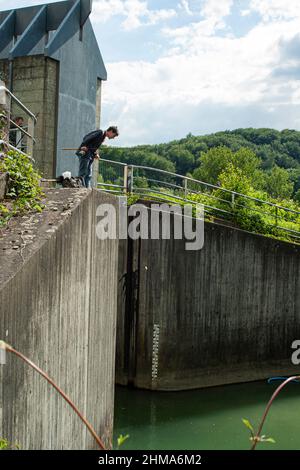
[164,0,234,41]
[93,0,120,19]
[92,0,176,31]
[103,91,300,147]
[178,0,193,16]
[201,0,233,21]
[102,6,300,145]
[240,9,251,17]
[248,0,300,21]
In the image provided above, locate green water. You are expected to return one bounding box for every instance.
[114,381,300,450]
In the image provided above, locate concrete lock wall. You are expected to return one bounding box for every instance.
[0,190,119,449]
[116,212,300,391]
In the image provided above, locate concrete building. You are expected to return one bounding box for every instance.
[0,0,107,179]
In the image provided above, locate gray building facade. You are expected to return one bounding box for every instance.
[0,0,107,178]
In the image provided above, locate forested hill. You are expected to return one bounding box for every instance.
[101,128,300,202]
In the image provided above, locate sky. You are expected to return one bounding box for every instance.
[1,0,300,146]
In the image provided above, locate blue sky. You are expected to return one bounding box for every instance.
[1,0,300,146]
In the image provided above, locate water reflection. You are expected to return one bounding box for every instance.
[114,381,300,450]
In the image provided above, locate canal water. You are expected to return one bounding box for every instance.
[114,381,300,450]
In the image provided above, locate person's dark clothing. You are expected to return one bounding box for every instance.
[9,123,17,147]
[9,123,26,151]
[80,129,106,155]
[78,150,94,188]
[77,129,106,188]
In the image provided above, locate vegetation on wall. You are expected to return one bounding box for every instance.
[0,437,20,450]
[0,102,43,226]
[0,150,44,226]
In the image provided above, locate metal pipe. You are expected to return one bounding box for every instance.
[0,140,35,161]
[0,86,37,122]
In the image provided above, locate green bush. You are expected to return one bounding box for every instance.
[0,150,44,225]
[234,208,268,234]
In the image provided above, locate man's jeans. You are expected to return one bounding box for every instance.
[78,151,94,188]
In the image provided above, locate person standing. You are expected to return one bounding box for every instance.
[77,126,119,188]
[9,116,24,149]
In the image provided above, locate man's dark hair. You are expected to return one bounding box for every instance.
[15,116,24,123]
[107,125,119,136]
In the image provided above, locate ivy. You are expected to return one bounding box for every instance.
[0,150,44,226]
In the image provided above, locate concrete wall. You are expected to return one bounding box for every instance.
[51,18,104,182]
[0,189,119,449]
[0,56,58,178]
[117,213,300,390]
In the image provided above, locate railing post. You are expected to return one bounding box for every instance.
[123,164,128,194]
[183,178,188,199]
[231,192,235,208]
[27,117,34,156]
[275,205,278,226]
[127,165,134,193]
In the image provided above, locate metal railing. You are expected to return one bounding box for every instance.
[0,85,36,158]
[98,158,300,242]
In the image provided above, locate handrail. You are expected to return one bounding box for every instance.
[0,85,37,122]
[98,158,300,242]
[0,85,36,156]
[0,140,35,161]
[134,187,233,215]
[135,177,296,223]
[129,162,300,215]
[99,158,300,216]
[9,119,36,144]
[98,157,127,166]
[133,186,300,229]
[98,182,126,189]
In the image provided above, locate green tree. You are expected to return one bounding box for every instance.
[143,152,175,172]
[193,146,233,184]
[288,168,300,194]
[193,146,262,187]
[218,163,252,194]
[233,148,261,178]
[295,189,300,203]
[166,146,194,174]
[264,166,294,199]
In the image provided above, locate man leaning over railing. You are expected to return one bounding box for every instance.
[76,125,119,188]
